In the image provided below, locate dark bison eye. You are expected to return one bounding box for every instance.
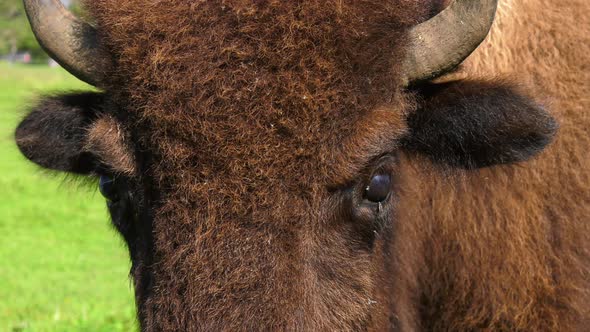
[365,174,391,202]
[99,175,119,201]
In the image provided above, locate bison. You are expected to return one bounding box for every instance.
[15,0,589,330]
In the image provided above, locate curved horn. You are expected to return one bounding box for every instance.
[402,0,498,85]
[23,0,110,86]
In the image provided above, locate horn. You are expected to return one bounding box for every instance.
[23,0,110,86]
[402,0,498,85]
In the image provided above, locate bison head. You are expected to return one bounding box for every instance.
[15,0,556,330]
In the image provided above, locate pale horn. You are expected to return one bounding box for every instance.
[403,0,498,85]
[23,0,110,86]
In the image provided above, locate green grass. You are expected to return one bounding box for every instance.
[0,62,137,331]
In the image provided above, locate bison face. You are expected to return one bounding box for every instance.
[16,0,557,331]
[14,82,556,330]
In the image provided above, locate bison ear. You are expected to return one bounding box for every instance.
[15,92,134,175]
[402,80,558,169]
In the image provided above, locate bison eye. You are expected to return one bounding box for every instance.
[99,175,119,201]
[365,174,391,202]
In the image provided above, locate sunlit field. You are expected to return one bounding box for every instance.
[0,62,137,331]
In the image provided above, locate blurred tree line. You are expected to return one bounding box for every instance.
[0,0,83,61]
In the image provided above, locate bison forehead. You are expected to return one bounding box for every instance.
[86,0,436,110]
[83,0,426,186]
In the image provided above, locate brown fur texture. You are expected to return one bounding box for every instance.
[403,0,590,330]
[85,116,136,176]
[13,0,589,331]
[83,1,437,330]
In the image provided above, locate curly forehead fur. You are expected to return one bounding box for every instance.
[85,0,440,185]
[81,1,439,330]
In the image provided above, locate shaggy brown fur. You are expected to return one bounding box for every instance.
[83,2,438,330]
[402,0,590,330]
[85,116,136,176]
[13,0,588,331]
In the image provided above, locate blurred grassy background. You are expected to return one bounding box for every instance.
[0,62,137,331]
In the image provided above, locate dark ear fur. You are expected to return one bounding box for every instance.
[402,80,558,169]
[15,92,105,174]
